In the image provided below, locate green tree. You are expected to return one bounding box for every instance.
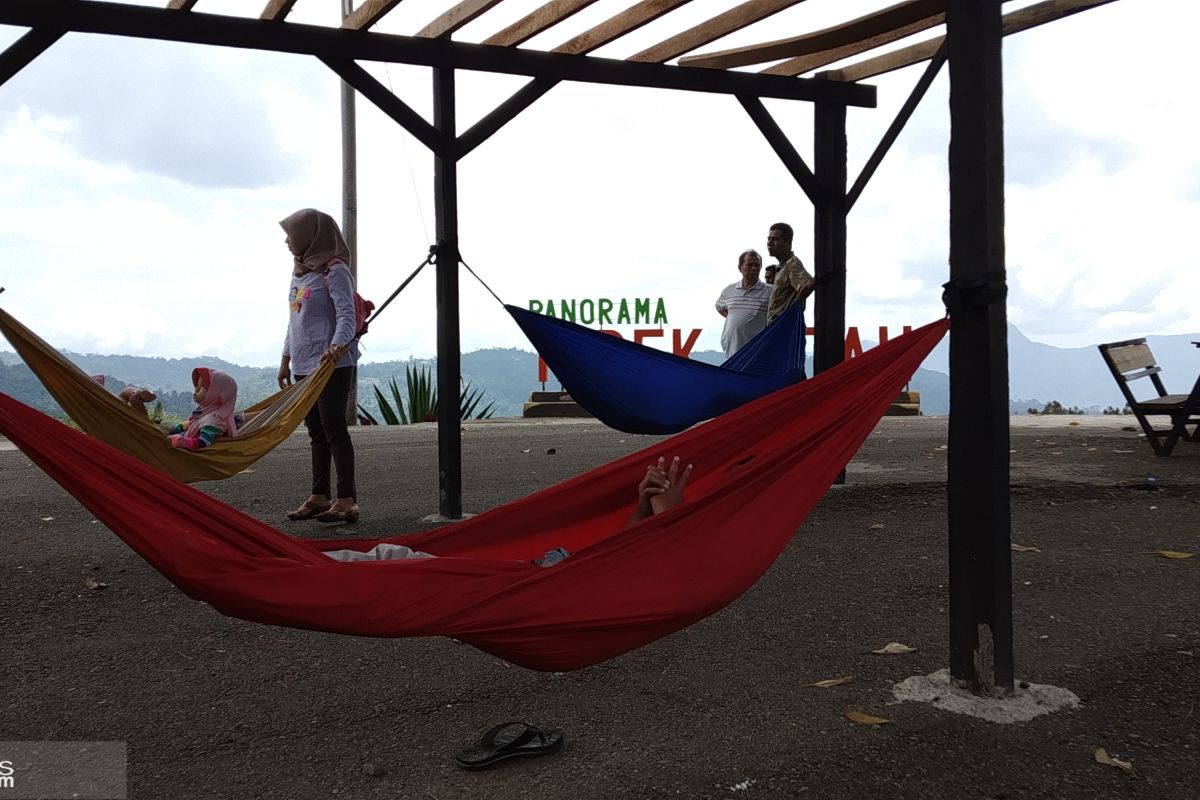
[1034,400,1087,415]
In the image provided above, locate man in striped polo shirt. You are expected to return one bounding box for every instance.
[715,248,772,359]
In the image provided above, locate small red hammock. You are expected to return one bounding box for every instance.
[0,319,947,671]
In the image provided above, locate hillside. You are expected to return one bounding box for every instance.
[3,324,1196,421]
[924,326,1200,411]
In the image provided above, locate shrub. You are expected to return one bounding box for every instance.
[358,363,496,425]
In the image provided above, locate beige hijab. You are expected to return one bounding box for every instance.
[279,208,351,277]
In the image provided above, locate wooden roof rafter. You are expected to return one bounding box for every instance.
[342,0,403,31]
[418,0,508,38]
[552,0,693,56]
[483,0,602,48]
[824,0,1118,83]
[630,0,805,64]
[148,0,1120,90]
[679,0,947,70]
[260,0,300,22]
[759,7,948,77]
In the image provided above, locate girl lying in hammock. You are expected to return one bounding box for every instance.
[324,456,695,564]
[166,367,243,450]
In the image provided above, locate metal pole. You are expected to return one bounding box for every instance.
[433,66,463,518]
[340,0,357,263]
[340,0,358,425]
[946,0,1014,695]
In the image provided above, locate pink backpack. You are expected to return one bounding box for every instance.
[324,260,375,339]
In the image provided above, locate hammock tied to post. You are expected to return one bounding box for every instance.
[458,257,813,435]
[506,301,810,434]
[0,316,948,672]
[0,249,433,482]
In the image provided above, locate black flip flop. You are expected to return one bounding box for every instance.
[454,722,564,771]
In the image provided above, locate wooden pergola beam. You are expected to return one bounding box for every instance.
[826,0,1117,83]
[483,0,600,47]
[260,0,298,22]
[679,0,942,69]
[418,0,506,38]
[342,0,402,31]
[321,56,442,153]
[553,0,692,56]
[0,0,875,106]
[630,0,803,64]
[0,28,65,88]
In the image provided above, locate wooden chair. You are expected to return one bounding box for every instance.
[1098,338,1200,456]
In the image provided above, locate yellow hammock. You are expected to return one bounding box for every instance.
[0,306,333,483]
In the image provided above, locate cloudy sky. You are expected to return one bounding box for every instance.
[0,0,1195,371]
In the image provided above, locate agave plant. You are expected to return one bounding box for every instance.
[358,363,496,425]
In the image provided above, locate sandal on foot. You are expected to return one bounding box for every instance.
[316,502,360,524]
[285,499,331,521]
[454,722,564,771]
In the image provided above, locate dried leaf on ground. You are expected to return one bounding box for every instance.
[84,578,108,590]
[41,516,53,521]
[846,710,890,726]
[810,676,854,688]
[869,523,885,530]
[1011,543,1041,552]
[1154,550,1195,559]
[1093,748,1134,774]
[872,642,917,655]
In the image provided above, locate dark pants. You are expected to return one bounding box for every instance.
[297,366,356,500]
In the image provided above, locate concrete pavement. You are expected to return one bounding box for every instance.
[1,415,1197,799]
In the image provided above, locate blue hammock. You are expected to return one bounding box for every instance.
[507,301,808,434]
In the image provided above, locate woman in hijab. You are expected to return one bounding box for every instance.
[277,208,361,524]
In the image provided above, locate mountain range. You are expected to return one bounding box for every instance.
[2,324,1196,421]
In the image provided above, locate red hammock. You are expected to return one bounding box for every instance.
[0,319,947,671]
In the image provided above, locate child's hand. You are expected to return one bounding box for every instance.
[167,434,183,448]
[649,456,693,516]
[634,456,693,519]
[634,458,669,520]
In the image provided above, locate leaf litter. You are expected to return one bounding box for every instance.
[1093,748,1134,774]
[810,676,854,688]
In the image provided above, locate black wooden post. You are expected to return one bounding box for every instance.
[813,78,847,378]
[813,79,847,484]
[433,66,463,518]
[946,0,1014,694]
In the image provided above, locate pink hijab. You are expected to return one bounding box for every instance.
[187,367,239,439]
[279,208,351,277]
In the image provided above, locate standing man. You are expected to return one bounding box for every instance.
[764,264,778,285]
[765,222,814,322]
[715,249,772,359]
